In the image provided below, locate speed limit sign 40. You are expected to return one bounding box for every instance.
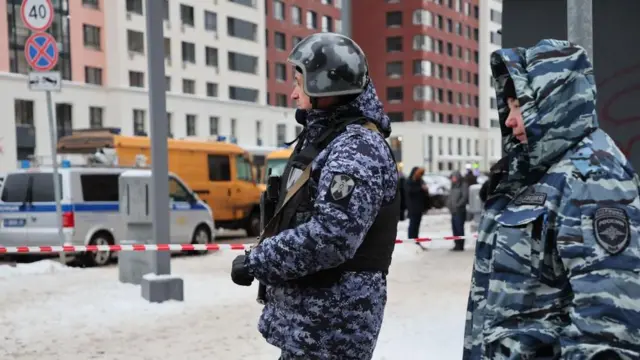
[21,0,54,32]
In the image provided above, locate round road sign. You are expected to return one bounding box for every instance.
[21,0,54,32]
[24,32,59,71]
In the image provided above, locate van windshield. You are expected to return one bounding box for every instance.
[1,173,62,203]
[264,159,288,183]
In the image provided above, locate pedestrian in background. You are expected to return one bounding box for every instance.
[405,166,428,240]
[446,170,468,251]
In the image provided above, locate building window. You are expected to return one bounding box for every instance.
[163,0,169,20]
[82,0,99,9]
[167,112,173,138]
[227,17,258,42]
[126,0,143,14]
[413,60,432,76]
[181,41,195,63]
[322,16,333,32]
[228,51,258,74]
[292,36,302,47]
[386,37,403,52]
[386,11,402,27]
[204,11,217,31]
[180,4,194,26]
[276,124,287,146]
[387,87,403,102]
[164,37,171,62]
[84,66,102,85]
[127,30,144,53]
[276,93,288,107]
[55,103,73,139]
[291,6,301,25]
[413,85,432,101]
[229,86,259,103]
[206,82,218,97]
[413,110,433,122]
[209,116,219,135]
[205,46,218,67]
[15,99,34,126]
[388,112,403,122]
[386,61,403,78]
[165,76,171,91]
[89,107,103,128]
[229,0,256,8]
[273,0,285,20]
[182,79,196,94]
[129,71,144,87]
[186,114,197,136]
[413,35,432,51]
[256,120,262,145]
[82,24,101,49]
[413,9,432,26]
[133,109,146,135]
[306,10,317,29]
[275,63,287,82]
[231,118,237,138]
[490,31,502,46]
[274,32,286,50]
[491,9,502,24]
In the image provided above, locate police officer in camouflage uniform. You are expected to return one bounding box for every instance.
[463,39,640,359]
[230,32,400,359]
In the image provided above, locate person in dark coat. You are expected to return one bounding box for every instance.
[405,166,428,239]
[447,170,469,251]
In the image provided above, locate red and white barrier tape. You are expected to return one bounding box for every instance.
[0,234,478,254]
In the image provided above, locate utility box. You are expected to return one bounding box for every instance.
[118,170,154,285]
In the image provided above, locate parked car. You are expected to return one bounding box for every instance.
[422,173,451,209]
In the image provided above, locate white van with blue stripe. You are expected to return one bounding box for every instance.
[0,164,215,266]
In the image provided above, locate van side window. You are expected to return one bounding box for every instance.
[169,177,190,202]
[208,155,231,181]
[1,174,30,202]
[81,174,119,202]
[30,173,62,202]
[235,155,253,182]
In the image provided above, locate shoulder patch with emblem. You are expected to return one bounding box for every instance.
[325,173,356,206]
[593,207,630,255]
[513,191,547,206]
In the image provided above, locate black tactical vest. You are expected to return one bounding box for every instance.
[275,117,401,288]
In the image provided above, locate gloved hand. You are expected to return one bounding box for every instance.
[231,254,254,286]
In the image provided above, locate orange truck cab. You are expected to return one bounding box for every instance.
[262,148,293,190]
[57,129,262,237]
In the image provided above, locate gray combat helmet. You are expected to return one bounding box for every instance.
[287,32,369,98]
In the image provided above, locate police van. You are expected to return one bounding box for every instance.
[0,156,215,267]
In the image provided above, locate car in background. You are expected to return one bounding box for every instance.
[422,173,451,209]
[0,162,214,267]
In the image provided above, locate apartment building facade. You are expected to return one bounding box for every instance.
[0,0,297,172]
[264,0,342,108]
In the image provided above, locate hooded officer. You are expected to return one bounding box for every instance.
[230,32,400,359]
[463,39,640,359]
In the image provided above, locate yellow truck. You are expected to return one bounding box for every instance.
[57,129,262,236]
[260,148,293,191]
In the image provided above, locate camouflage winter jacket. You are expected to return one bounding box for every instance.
[463,39,640,360]
[246,81,398,359]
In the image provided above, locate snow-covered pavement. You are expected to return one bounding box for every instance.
[0,214,475,360]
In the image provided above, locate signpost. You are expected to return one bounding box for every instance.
[21,0,64,257]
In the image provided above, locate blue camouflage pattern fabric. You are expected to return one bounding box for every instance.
[463,39,640,360]
[245,80,398,359]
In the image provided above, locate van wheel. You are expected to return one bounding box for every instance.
[190,225,211,255]
[81,233,114,267]
[245,211,260,237]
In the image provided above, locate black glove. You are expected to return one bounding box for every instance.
[231,254,254,286]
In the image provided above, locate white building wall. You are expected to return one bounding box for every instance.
[390,121,485,175]
[478,0,504,168]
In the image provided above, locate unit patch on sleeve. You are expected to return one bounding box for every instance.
[513,191,547,206]
[593,207,630,255]
[325,173,356,206]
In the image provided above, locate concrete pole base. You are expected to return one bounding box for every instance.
[141,273,184,303]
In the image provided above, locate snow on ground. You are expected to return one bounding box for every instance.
[0,214,476,360]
